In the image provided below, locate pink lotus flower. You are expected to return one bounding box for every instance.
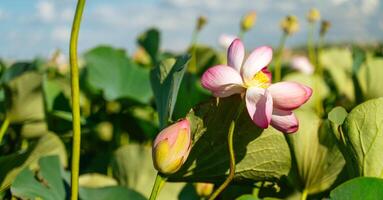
[201,39,312,133]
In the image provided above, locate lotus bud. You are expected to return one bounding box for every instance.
[152,119,191,174]
[196,16,207,32]
[307,8,321,23]
[241,11,257,32]
[106,101,121,114]
[218,34,237,49]
[280,15,299,35]
[96,121,113,142]
[320,20,331,37]
[195,182,214,197]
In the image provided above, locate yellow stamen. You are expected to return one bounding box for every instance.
[244,71,270,88]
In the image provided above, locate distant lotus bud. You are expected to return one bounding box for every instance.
[195,182,214,197]
[241,11,257,32]
[280,15,299,35]
[290,56,314,75]
[196,16,207,32]
[106,101,121,114]
[320,20,331,36]
[133,47,151,66]
[96,121,113,142]
[218,34,237,49]
[49,50,69,74]
[307,8,321,23]
[152,119,191,174]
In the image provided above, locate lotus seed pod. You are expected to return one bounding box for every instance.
[320,20,331,36]
[196,16,207,31]
[280,15,299,35]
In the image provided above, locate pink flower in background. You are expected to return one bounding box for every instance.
[201,39,312,133]
[218,34,237,49]
[290,56,314,74]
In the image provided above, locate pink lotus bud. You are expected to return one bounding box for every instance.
[152,119,191,174]
[290,56,314,75]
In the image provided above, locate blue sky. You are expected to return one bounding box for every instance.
[0,0,382,59]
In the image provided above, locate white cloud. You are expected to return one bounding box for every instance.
[361,0,379,15]
[36,0,55,22]
[60,7,74,22]
[51,26,70,43]
[330,0,349,6]
[2,0,382,59]
[0,8,5,20]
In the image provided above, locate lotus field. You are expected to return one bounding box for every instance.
[1,1,383,200]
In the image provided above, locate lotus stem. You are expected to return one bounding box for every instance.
[0,116,10,144]
[149,173,167,200]
[274,33,287,82]
[69,0,86,199]
[208,119,236,200]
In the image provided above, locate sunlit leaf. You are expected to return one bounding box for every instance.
[330,177,383,200]
[190,45,223,75]
[319,48,354,101]
[328,106,348,125]
[170,95,291,183]
[172,73,210,119]
[341,97,383,177]
[111,144,186,200]
[4,71,45,125]
[0,62,38,84]
[137,28,160,64]
[84,46,152,103]
[0,132,67,191]
[11,156,66,200]
[80,186,146,200]
[150,54,190,128]
[358,57,383,100]
[79,173,118,188]
[286,110,345,195]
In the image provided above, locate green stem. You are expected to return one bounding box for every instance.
[316,35,325,77]
[238,30,245,40]
[314,35,325,117]
[274,33,287,82]
[307,23,315,66]
[149,173,167,200]
[301,189,308,200]
[69,1,86,200]
[208,120,237,200]
[0,116,10,144]
[188,30,198,73]
[207,100,244,200]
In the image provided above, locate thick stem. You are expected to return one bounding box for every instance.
[301,189,308,200]
[149,173,167,200]
[69,1,86,200]
[208,120,237,200]
[316,35,325,77]
[274,33,287,82]
[314,35,325,116]
[188,30,198,74]
[307,23,316,66]
[238,30,245,40]
[0,116,10,144]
